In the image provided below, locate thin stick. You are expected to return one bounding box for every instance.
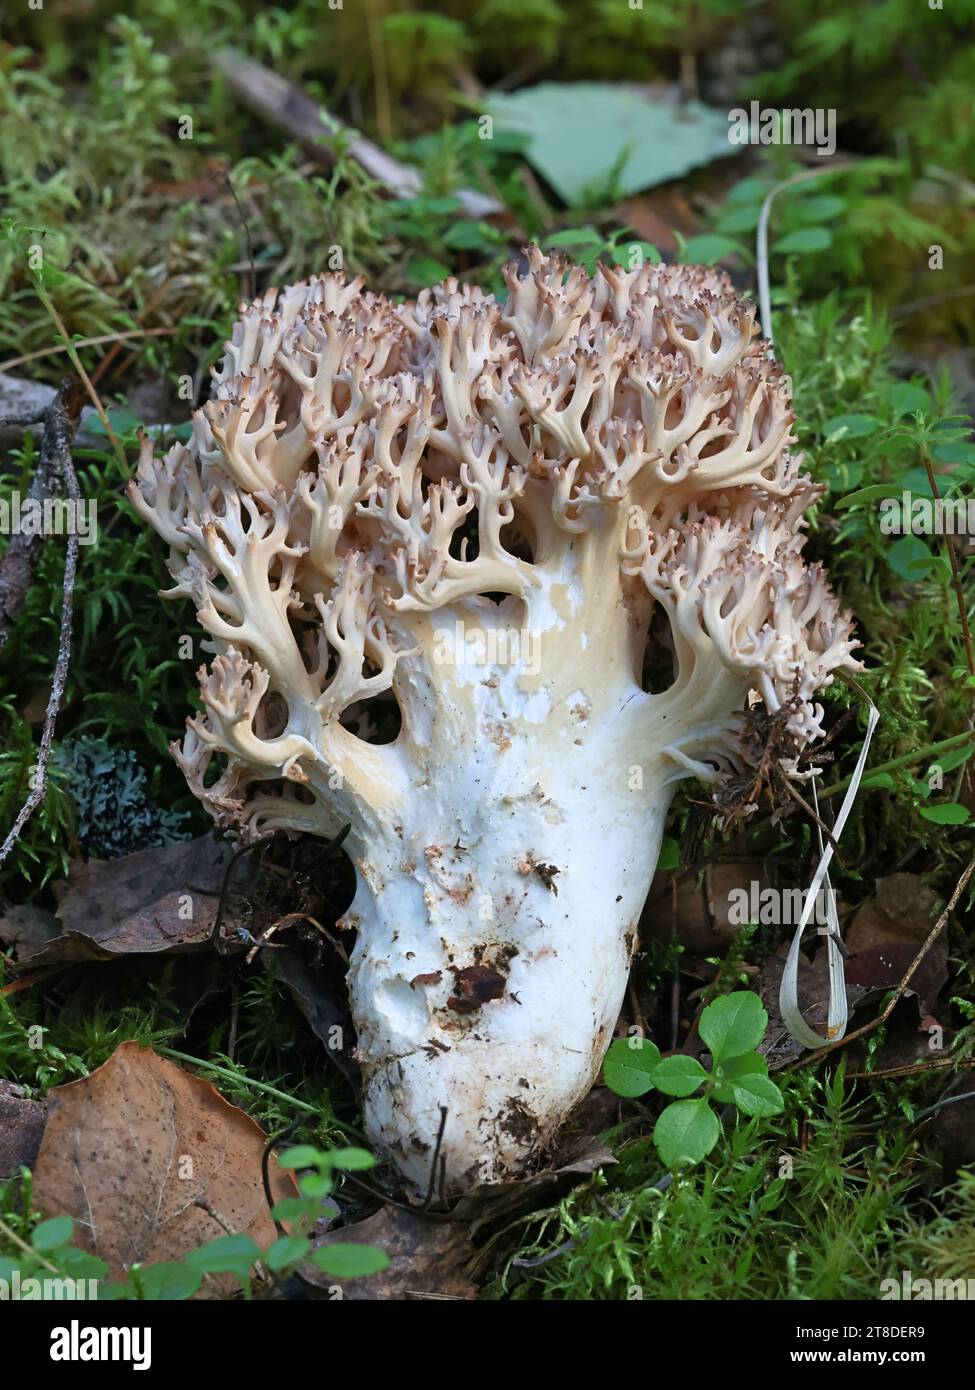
[786,856,975,1071]
[756,163,854,343]
[0,380,82,871]
[420,1107,449,1213]
[846,1056,975,1082]
[216,168,257,303]
[0,327,178,376]
[0,1216,59,1274]
[33,285,126,471]
[781,776,845,864]
[210,49,500,219]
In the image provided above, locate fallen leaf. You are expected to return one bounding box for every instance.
[11,837,237,973]
[642,871,714,954]
[0,904,60,962]
[844,873,946,1011]
[0,1080,46,1178]
[758,956,868,1070]
[706,860,767,938]
[31,1042,295,1297]
[303,1205,476,1301]
[264,946,360,1089]
[488,82,738,205]
[845,874,940,954]
[932,1080,975,1175]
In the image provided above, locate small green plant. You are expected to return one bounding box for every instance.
[602,992,784,1167]
[268,1143,389,1279]
[542,224,660,275]
[0,1144,388,1300]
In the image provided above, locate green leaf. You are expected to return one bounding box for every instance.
[861,771,897,790]
[725,1072,785,1117]
[266,1235,311,1272]
[328,1147,376,1171]
[405,257,452,286]
[791,194,845,222]
[136,1262,203,1300]
[298,1171,333,1199]
[616,239,662,266]
[184,1234,261,1281]
[656,836,680,871]
[650,1054,708,1097]
[715,205,760,234]
[544,227,604,248]
[776,226,832,254]
[931,745,974,775]
[277,1145,323,1169]
[56,1247,109,1280]
[932,441,975,467]
[270,1197,312,1223]
[887,383,930,418]
[488,83,738,206]
[699,992,767,1063]
[712,1053,784,1115]
[443,220,497,251]
[919,803,970,825]
[887,535,936,582]
[310,1243,390,1278]
[86,405,143,439]
[602,1036,662,1098]
[823,413,881,442]
[653,1098,720,1167]
[31,1215,74,1252]
[895,468,947,498]
[725,177,767,206]
[834,483,901,510]
[684,233,743,264]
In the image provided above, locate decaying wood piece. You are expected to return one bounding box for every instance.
[211,49,501,219]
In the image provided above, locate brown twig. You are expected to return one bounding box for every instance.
[216,167,257,303]
[33,286,125,469]
[846,1056,975,1082]
[780,776,845,866]
[0,327,179,377]
[785,856,975,1072]
[0,1216,59,1274]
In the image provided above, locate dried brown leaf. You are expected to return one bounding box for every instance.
[304,1205,476,1301]
[13,837,235,972]
[0,1079,46,1178]
[31,1042,294,1296]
